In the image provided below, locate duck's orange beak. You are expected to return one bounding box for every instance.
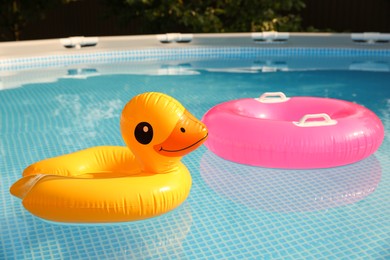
[154,110,208,157]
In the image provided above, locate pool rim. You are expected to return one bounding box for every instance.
[1,32,389,61]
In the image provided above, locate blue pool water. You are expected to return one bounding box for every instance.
[1,49,389,259]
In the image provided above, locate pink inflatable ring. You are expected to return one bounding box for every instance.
[202,92,384,169]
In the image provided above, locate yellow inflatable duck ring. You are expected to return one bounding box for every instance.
[10,92,208,223]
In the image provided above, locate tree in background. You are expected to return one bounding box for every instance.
[103,0,306,34]
[0,0,72,41]
[0,0,307,41]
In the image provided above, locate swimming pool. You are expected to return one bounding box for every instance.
[1,33,389,259]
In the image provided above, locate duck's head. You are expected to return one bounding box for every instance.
[121,92,208,173]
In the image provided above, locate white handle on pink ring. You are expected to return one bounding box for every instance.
[256,92,290,103]
[293,113,337,127]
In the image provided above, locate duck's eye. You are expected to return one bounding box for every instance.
[135,122,153,145]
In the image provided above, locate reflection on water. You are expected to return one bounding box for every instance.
[0,139,4,161]
[349,61,390,72]
[3,202,192,259]
[200,150,381,213]
[0,52,389,259]
[54,94,123,146]
[1,56,389,90]
[96,203,192,259]
[379,98,390,145]
[252,60,288,72]
[64,68,99,79]
[158,63,199,75]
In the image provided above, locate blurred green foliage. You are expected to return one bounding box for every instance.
[1,0,307,41]
[103,0,306,33]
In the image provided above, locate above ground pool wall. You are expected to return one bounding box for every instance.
[1,33,390,60]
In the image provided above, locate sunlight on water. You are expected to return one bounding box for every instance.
[1,52,389,259]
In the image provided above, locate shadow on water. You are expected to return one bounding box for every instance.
[200,151,381,213]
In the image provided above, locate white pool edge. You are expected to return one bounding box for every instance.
[1,32,390,60]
